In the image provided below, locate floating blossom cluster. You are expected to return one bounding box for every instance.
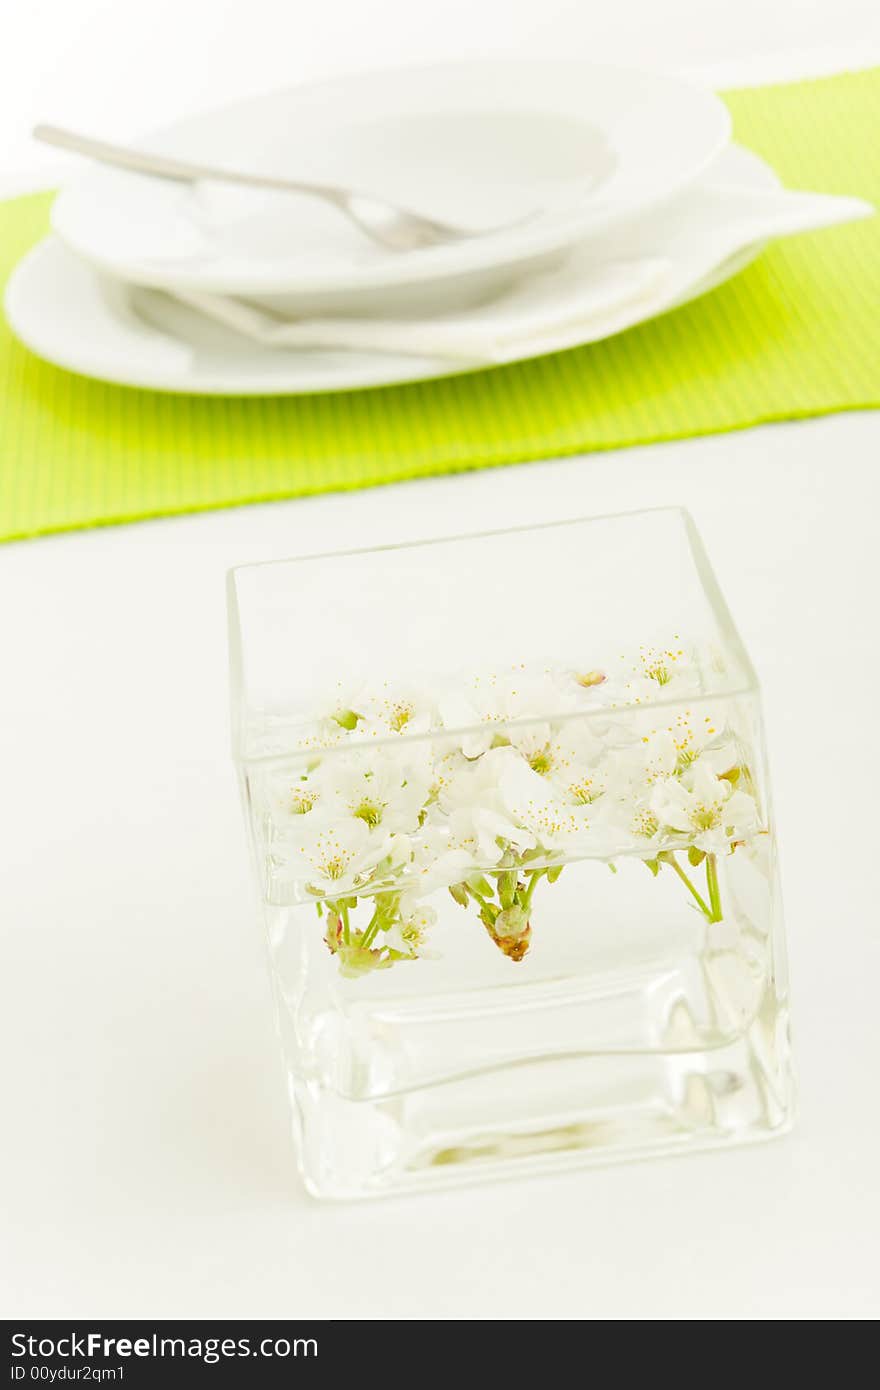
[254,643,763,977]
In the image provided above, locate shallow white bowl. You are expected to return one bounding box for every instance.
[49,60,731,312]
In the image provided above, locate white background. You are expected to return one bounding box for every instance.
[2,0,880,1321]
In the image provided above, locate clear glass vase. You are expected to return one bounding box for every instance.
[228,509,794,1199]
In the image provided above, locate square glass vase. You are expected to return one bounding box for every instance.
[229,509,794,1199]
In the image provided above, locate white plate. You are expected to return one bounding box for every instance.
[49,61,730,304]
[6,146,783,397]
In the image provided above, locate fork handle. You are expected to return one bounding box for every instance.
[33,123,347,206]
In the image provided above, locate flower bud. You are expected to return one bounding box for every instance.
[323,914,343,954]
[498,869,518,909]
[495,906,527,939]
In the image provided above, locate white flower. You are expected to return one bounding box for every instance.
[384,898,438,959]
[497,755,592,856]
[408,800,517,893]
[514,725,612,816]
[447,805,517,862]
[509,720,603,779]
[557,764,610,807]
[323,679,374,733]
[613,641,702,705]
[627,803,666,847]
[439,745,507,813]
[439,666,576,758]
[428,743,469,799]
[359,683,436,739]
[315,750,430,835]
[661,709,739,777]
[606,729,678,799]
[651,762,760,855]
[608,709,737,797]
[302,678,436,745]
[403,747,529,892]
[292,820,396,897]
[406,823,479,894]
[263,767,326,826]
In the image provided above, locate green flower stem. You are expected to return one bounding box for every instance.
[663,852,713,921]
[339,900,351,945]
[465,882,492,912]
[360,892,401,950]
[705,854,723,923]
[520,869,545,910]
[360,908,382,950]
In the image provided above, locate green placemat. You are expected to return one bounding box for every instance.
[1,67,878,543]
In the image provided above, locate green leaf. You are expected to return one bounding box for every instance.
[546,865,564,884]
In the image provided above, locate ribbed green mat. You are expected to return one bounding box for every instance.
[1,68,878,543]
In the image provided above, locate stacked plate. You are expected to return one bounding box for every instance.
[5,61,872,394]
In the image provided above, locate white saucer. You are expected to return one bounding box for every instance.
[6,146,783,396]
[48,61,730,306]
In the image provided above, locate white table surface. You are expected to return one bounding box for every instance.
[2,3,879,1321]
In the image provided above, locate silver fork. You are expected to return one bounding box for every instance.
[34,123,519,253]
